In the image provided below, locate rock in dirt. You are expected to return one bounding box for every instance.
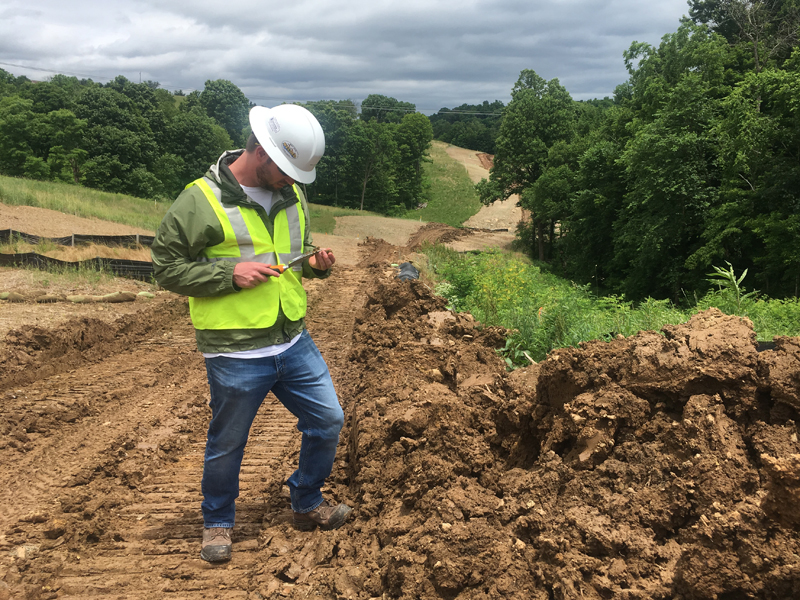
[761,453,800,526]
[5,292,27,303]
[100,291,137,303]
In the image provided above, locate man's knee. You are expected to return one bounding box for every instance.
[313,403,344,439]
[330,405,345,432]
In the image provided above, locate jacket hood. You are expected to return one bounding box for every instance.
[207,149,245,185]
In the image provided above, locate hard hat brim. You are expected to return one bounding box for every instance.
[250,105,318,184]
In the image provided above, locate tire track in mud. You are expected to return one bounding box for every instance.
[0,328,202,528]
[1,261,370,598]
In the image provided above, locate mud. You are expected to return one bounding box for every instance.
[1,231,799,599]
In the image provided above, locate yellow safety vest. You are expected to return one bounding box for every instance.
[186,177,307,330]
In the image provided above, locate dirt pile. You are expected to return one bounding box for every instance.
[251,274,800,599]
[406,222,473,250]
[477,154,493,170]
[0,297,186,389]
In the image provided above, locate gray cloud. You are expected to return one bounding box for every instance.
[1,0,689,111]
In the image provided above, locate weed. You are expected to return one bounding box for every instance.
[421,243,800,362]
[36,238,58,254]
[704,261,758,316]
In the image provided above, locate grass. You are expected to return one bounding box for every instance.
[0,139,485,238]
[401,141,482,227]
[0,174,404,236]
[0,236,152,261]
[2,260,155,293]
[0,175,167,232]
[421,243,800,368]
[307,204,384,234]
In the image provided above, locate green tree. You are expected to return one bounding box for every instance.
[0,96,49,178]
[394,112,433,209]
[74,86,161,196]
[345,119,399,211]
[0,68,15,97]
[477,70,575,260]
[560,105,632,292]
[690,0,800,69]
[44,109,88,183]
[161,110,234,196]
[19,81,73,113]
[478,70,575,204]
[360,94,415,124]
[430,100,504,154]
[199,79,250,146]
[691,63,800,295]
[613,23,734,300]
[305,100,359,205]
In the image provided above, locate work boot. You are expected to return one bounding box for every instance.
[293,500,353,531]
[200,526,232,562]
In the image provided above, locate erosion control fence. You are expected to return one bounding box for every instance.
[0,229,155,248]
[0,229,155,281]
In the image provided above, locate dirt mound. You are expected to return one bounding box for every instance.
[355,223,472,268]
[0,296,187,389]
[406,222,472,250]
[477,153,493,170]
[249,276,800,599]
[357,237,406,267]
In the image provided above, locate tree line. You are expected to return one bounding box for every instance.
[479,0,800,301]
[0,74,432,214]
[429,101,504,154]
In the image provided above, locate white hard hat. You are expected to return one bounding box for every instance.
[249,104,325,184]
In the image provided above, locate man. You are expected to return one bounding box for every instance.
[151,104,351,564]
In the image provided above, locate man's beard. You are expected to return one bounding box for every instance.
[256,162,282,192]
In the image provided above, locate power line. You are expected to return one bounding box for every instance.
[353,105,504,116]
[0,61,110,81]
[0,61,196,94]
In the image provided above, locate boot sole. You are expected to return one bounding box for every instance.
[200,546,232,562]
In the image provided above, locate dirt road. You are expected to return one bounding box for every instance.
[442,143,524,235]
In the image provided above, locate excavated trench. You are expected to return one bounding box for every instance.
[1,237,799,600]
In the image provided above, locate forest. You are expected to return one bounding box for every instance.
[0,75,432,215]
[1,0,798,301]
[478,0,800,301]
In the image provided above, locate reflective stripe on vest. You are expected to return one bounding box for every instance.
[186,177,308,330]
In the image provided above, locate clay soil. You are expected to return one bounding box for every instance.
[2,170,800,599]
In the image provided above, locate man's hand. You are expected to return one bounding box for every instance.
[309,248,335,271]
[233,262,281,288]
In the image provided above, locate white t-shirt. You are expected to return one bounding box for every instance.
[202,184,298,360]
[240,185,274,213]
[202,333,302,359]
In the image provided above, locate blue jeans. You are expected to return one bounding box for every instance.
[201,330,344,528]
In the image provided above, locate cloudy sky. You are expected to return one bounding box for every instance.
[1,0,689,114]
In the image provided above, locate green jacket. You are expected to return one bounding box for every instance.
[151,149,330,353]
